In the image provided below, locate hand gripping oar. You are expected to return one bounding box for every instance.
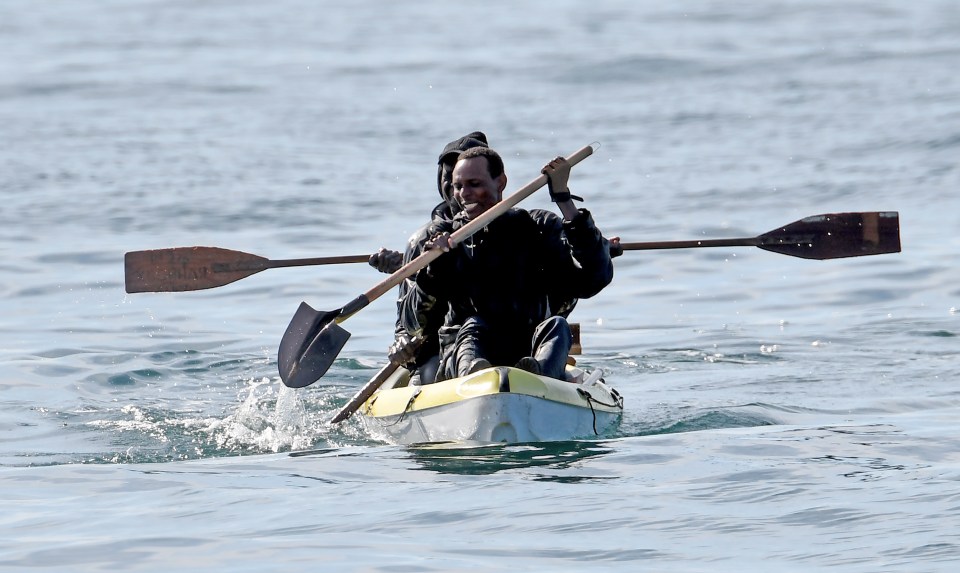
[618,211,901,260]
[278,143,597,389]
[124,247,368,293]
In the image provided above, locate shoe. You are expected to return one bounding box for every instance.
[466,358,492,374]
[515,356,541,375]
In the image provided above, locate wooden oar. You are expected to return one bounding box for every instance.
[124,247,368,293]
[327,362,403,424]
[619,211,901,260]
[278,143,598,389]
[327,337,424,424]
[328,362,403,424]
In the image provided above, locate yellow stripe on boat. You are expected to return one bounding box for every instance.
[362,366,621,418]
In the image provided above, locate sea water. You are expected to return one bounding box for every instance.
[1,0,959,571]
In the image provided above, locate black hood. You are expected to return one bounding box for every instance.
[437,131,488,166]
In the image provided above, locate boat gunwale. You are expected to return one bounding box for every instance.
[361,366,623,419]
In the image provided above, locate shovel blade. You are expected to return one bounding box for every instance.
[278,302,351,388]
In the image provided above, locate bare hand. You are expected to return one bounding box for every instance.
[608,236,623,258]
[542,156,571,200]
[425,232,453,252]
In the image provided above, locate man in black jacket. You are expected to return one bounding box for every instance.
[400,147,614,381]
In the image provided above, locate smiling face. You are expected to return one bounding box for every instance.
[452,156,506,220]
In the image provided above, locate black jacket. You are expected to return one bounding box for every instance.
[390,200,455,368]
[400,207,613,358]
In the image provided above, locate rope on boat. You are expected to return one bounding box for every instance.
[577,379,625,435]
[387,386,422,427]
[578,388,600,435]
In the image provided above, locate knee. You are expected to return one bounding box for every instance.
[539,316,571,338]
[458,315,489,339]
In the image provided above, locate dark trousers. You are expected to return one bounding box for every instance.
[441,315,572,381]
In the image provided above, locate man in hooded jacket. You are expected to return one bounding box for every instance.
[369,134,620,384]
[367,132,491,385]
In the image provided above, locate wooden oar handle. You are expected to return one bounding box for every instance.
[268,254,369,268]
[356,144,596,308]
[619,238,759,251]
[328,361,402,424]
[327,337,424,424]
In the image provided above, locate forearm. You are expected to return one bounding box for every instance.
[400,279,450,339]
[556,199,579,222]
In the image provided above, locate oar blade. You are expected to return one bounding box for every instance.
[278,302,351,388]
[758,211,901,260]
[124,247,268,293]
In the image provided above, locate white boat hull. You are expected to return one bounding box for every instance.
[359,366,623,445]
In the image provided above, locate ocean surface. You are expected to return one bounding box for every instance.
[2,0,959,570]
